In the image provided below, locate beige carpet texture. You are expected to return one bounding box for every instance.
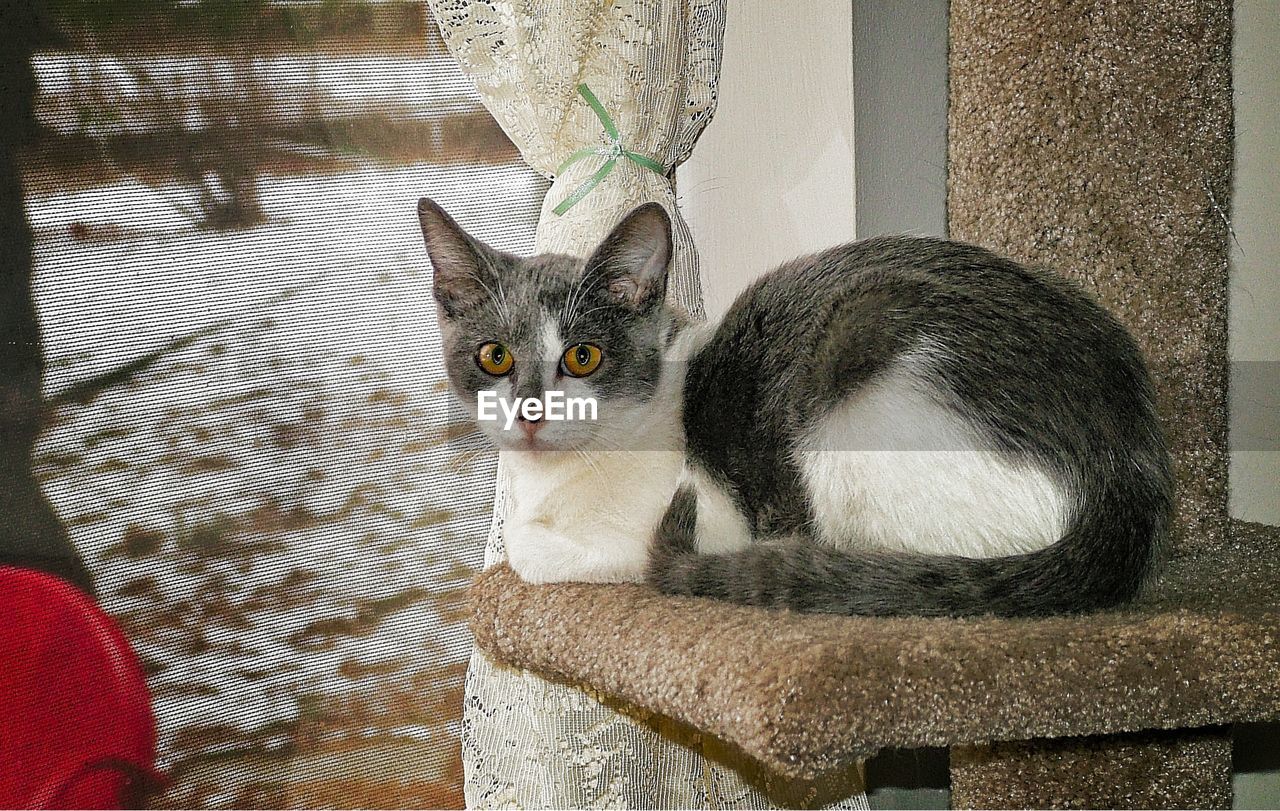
[949,0,1234,552]
[950,728,1234,809]
[468,0,1279,806]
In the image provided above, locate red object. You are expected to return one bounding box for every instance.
[0,567,162,809]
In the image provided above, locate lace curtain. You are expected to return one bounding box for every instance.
[427,2,868,807]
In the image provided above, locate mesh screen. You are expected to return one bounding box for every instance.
[22,2,543,806]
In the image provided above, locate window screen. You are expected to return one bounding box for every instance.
[24,2,543,806]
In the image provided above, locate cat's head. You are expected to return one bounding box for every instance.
[418,199,675,452]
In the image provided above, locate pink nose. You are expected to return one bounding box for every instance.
[518,417,543,440]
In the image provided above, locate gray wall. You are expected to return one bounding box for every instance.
[853,0,948,239]
[1228,1,1280,804]
[1228,0,1280,526]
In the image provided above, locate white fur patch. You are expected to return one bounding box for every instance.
[680,463,753,554]
[539,315,563,364]
[500,321,695,584]
[796,343,1069,558]
[504,447,683,583]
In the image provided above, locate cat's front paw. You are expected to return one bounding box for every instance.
[505,521,645,584]
[505,524,568,584]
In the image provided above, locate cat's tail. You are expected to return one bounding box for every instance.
[646,483,1166,618]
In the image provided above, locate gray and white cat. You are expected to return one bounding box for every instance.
[419,199,1172,617]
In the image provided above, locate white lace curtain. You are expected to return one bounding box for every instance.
[426,2,867,807]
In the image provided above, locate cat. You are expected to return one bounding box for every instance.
[418,199,1173,617]
[420,198,694,584]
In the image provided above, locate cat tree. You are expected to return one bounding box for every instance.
[466,1,1280,807]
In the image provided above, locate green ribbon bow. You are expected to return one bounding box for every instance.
[551,83,666,216]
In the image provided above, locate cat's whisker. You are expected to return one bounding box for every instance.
[564,303,617,325]
[571,449,608,479]
[495,278,515,325]
[580,433,647,458]
[466,272,514,328]
[562,262,610,329]
[444,446,491,473]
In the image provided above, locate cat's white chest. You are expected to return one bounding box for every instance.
[503,448,684,583]
[498,321,704,584]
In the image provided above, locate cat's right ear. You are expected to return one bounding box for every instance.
[418,198,497,317]
[583,203,673,313]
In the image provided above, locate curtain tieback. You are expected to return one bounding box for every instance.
[552,84,666,216]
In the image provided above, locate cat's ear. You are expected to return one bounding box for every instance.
[583,203,672,313]
[418,197,498,317]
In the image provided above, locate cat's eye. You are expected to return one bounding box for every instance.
[561,343,602,377]
[476,342,514,376]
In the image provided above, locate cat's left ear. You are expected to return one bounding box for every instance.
[583,203,672,313]
[418,197,501,318]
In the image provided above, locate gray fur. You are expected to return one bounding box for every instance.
[655,236,1172,617]
[419,199,679,452]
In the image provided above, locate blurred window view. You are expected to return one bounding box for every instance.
[23,1,543,806]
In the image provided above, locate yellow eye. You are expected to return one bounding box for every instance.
[561,343,602,377]
[476,342,513,376]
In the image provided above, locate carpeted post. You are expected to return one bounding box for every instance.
[949,0,1233,550]
[947,0,1234,806]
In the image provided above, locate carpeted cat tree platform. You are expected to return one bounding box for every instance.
[468,2,1279,808]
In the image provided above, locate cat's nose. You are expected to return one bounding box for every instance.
[517,415,544,439]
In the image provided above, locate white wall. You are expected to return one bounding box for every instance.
[676,0,855,320]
